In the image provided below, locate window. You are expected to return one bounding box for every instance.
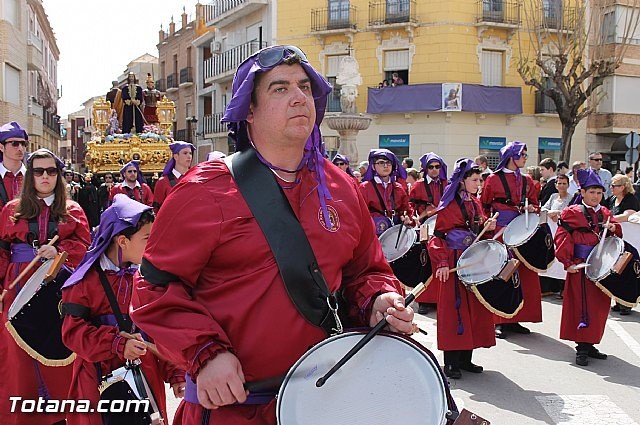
[2,0,18,26]
[543,0,562,28]
[383,49,409,85]
[4,63,20,105]
[483,0,504,22]
[603,11,616,44]
[386,0,409,24]
[481,50,503,86]
[326,55,347,112]
[328,0,350,29]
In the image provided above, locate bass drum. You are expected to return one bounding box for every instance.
[277,331,455,425]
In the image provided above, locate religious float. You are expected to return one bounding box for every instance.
[84,74,176,174]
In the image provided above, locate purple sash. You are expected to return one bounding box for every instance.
[445,229,476,250]
[574,244,594,260]
[495,209,520,227]
[10,243,36,263]
[373,215,392,236]
[183,373,276,405]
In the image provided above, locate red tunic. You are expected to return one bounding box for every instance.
[0,170,24,209]
[109,183,154,207]
[130,160,403,425]
[151,174,177,213]
[359,180,414,226]
[481,171,543,324]
[555,205,621,344]
[0,199,91,425]
[62,268,185,425]
[409,177,445,303]
[427,195,496,351]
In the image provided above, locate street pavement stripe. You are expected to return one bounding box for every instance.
[607,320,640,361]
[535,395,638,425]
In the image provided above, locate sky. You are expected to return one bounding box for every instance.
[44,1,196,118]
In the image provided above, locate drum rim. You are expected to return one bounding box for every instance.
[503,213,541,248]
[276,331,448,425]
[456,239,508,285]
[379,224,418,262]
[586,236,624,282]
[7,258,55,320]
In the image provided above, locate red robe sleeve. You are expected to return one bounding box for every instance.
[0,201,16,290]
[142,184,154,207]
[152,176,171,213]
[57,201,92,268]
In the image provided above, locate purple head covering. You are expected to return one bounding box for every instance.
[0,121,28,142]
[63,194,153,288]
[419,152,448,181]
[220,45,335,227]
[495,141,527,173]
[577,168,604,190]
[436,158,479,212]
[162,142,195,176]
[26,148,65,170]
[332,153,354,177]
[362,149,407,182]
[120,160,145,184]
[207,151,227,161]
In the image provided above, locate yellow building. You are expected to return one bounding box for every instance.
[199,0,589,168]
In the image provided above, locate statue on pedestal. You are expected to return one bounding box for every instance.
[143,73,162,124]
[121,72,144,134]
[336,56,362,114]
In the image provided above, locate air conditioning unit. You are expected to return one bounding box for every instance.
[211,41,222,53]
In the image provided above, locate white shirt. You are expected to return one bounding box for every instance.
[99,253,140,272]
[374,176,391,188]
[0,162,26,178]
[171,168,182,179]
[122,180,141,189]
[582,201,601,213]
[38,194,55,206]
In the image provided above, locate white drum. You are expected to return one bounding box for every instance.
[8,258,54,320]
[456,239,509,285]
[379,224,417,262]
[277,332,449,425]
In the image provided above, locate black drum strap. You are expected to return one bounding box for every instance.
[0,178,8,206]
[168,173,177,188]
[496,171,527,207]
[581,205,604,234]
[372,181,395,218]
[27,216,58,246]
[455,193,480,234]
[95,265,133,333]
[423,178,443,206]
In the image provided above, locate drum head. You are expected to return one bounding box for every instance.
[8,259,54,320]
[586,237,624,282]
[379,224,417,262]
[503,213,539,247]
[424,215,437,238]
[457,240,508,285]
[277,332,447,425]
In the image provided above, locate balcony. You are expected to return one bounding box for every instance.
[311,6,357,33]
[536,5,577,32]
[203,0,268,29]
[43,109,60,135]
[204,41,266,84]
[175,129,188,142]
[27,32,43,70]
[179,67,194,87]
[368,0,417,27]
[166,73,179,93]
[535,91,557,114]
[203,113,227,136]
[476,0,520,27]
[155,78,166,92]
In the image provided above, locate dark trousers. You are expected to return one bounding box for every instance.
[444,349,474,367]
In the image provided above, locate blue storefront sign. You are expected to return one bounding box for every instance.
[379,134,410,148]
[479,136,507,150]
[539,137,562,150]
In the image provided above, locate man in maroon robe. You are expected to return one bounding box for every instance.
[109,160,154,206]
[0,121,27,209]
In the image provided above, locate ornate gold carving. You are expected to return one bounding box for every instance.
[92,97,112,137]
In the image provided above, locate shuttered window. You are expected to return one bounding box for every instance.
[5,63,20,105]
[326,55,347,77]
[481,50,503,86]
[384,49,409,71]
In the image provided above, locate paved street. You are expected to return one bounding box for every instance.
[164,297,640,424]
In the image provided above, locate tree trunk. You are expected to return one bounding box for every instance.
[561,121,576,162]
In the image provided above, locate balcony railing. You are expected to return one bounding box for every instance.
[476,0,520,26]
[203,0,268,27]
[312,6,357,32]
[28,32,43,51]
[176,129,188,142]
[535,91,557,114]
[204,41,266,81]
[180,67,193,85]
[43,109,60,134]
[369,0,416,26]
[203,113,227,135]
[536,5,578,31]
[155,78,166,92]
[167,73,179,90]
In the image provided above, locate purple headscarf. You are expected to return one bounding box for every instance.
[332,153,354,177]
[120,160,145,184]
[0,121,28,142]
[220,45,334,227]
[162,142,195,176]
[419,152,448,181]
[63,194,153,288]
[362,149,407,182]
[436,158,479,212]
[27,148,65,170]
[494,141,527,187]
[577,168,604,190]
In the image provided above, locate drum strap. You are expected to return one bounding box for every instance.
[423,178,442,207]
[60,302,91,320]
[224,148,342,336]
[0,178,8,206]
[455,193,480,234]
[168,173,177,188]
[372,181,396,218]
[95,265,134,333]
[496,170,527,207]
[581,205,604,233]
[27,216,58,247]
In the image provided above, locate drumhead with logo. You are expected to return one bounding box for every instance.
[277,332,448,425]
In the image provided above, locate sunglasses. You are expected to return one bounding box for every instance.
[2,140,26,148]
[590,158,603,161]
[374,160,392,167]
[334,162,346,166]
[256,45,308,68]
[518,153,529,159]
[126,169,138,174]
[427,164,441,170]
[32,167,59,177]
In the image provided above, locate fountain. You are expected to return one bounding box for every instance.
[324,56,372,163]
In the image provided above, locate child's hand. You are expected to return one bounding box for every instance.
[123,334,147,360]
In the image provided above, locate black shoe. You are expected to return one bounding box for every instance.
[587,347,608,360]
[576,353,589,366]
[460,362,483,373]
[495,325,507,339]
[619,306,631,316]
[508,323,531,334]
[611,303,621,312]
[444,365,462,379]
[418,303,430,315]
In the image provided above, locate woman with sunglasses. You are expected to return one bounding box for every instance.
[0,121,28,210]
[0,149,91,425]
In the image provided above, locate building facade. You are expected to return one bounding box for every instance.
[0,0,60,154]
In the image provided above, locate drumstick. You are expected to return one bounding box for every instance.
[525,199,529,229]
[0,235,60,303]
[492,227,506,241]
[394,213,408,249]
[119,331,165,360]
[315,282,427,388]
[473,212,499,244]
[596,217,611,257]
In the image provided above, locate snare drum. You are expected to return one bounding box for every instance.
[6,254,74,366]
[502,213,555,272]
[380,225,432,287]
[277,331,454,425]
[586,236,640,307]
[456,240,510,285]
